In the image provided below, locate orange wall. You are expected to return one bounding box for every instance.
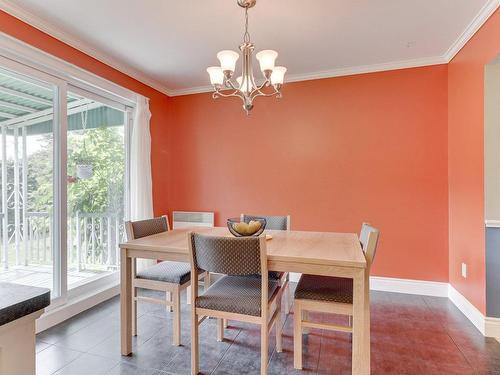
[448,9,500,314]
[166,66,449,282]
[0,10,171,213]
[10,7,499,288]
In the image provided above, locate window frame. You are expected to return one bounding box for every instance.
[0,33,139,308]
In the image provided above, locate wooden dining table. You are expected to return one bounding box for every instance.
[119,227,370,375]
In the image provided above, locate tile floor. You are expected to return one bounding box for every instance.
[35,286,500,375]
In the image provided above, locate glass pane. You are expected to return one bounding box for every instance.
[0,67,57,295]
[66,92,126,289]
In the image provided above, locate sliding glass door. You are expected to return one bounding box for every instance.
[0,65,60,296]
[0,57,132,301]
[66,89,128,290]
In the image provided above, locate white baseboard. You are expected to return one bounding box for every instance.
[485,317,500,339]
[447,285,486,335]
[36,283,120,333]
[446,285,500,339]
[370,276,449,297]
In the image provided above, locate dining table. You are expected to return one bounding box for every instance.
[119,227,370,375]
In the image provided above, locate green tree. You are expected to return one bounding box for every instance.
[27,136,53,213]
[27,126,125,216]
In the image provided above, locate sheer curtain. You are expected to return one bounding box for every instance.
[130,95,154,271]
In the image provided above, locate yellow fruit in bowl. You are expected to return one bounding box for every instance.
[232,222,250,235]
[231,220,262,236]
[248,220,262,233]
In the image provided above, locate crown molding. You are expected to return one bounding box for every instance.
[0,0,173,96]
[444,0,499,62]
[170,0,498,97]
[1,0,498,98]
[168,56,448,97]
[283,56,449,84]
[169,85,215,97]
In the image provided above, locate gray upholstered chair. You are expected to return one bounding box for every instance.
[125,215,208,346]
[241,214,292,314]
[241,214,290,231]
[189,233,283,375]
[293,223,380,370]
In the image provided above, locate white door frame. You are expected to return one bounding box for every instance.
[0,35,137,307]
[0,55,67,307]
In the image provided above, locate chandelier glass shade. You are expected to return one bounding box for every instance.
[206,0,287,114]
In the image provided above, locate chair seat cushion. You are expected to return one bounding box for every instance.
[196,275,279,317]
[295,275,353,304]
[136,261,191,285]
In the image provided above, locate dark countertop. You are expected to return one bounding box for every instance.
[0,282,50,326]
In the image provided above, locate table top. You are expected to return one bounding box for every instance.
[120,227,366,269]
[0,282,50,326]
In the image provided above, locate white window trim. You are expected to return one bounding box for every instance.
[0,31,140,107]
[0,31,142,328]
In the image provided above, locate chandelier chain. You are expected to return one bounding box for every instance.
[243,7,250,43]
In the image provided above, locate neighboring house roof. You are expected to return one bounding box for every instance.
[0,68,124,135]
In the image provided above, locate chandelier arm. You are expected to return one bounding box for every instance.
[254,78,270,92]
[250,85,281,100]
[225,79,240,90]
[213,88,244,99]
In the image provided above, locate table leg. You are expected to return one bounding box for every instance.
[352,269,369,375]
[132,257,137,336]
[364,269,371,373]
[120,248,132,355]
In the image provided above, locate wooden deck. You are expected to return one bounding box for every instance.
[0,264,113,289]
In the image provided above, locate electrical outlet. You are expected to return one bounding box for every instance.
[462,263,467,278]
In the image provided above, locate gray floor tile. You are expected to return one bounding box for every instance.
[120,332,180,372]
[36,297,119,345]
[106,362,170,375]
[212,320,280,375]
[36,339,52,354]
[53,353,118,375]
[52,312,119,352]
[36,287,500,375]
[36,345,83,375]
[88,314,169,360]
[162,319,241,375]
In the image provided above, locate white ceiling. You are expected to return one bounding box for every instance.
[1,0,498,95]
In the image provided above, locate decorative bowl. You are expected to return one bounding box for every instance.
[227,217,266,237]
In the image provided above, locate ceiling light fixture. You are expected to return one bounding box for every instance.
[206,0,287,114]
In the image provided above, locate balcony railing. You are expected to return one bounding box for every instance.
[0,211,125,271]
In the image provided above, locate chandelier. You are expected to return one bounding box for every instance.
[206,0,287,114]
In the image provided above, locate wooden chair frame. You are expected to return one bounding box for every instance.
[293,223,379,370]
[189,233,283,375]
[125,215,209,346]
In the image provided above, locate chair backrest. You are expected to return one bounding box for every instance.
[125,215,170,240]
[189,233,266,276]
[241,214,290,231]
[359,223,380,268]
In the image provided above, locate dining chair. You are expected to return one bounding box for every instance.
[189,232,283,375]
[292,223,380,369]
[124,215,209,346]
[241,214,292,314]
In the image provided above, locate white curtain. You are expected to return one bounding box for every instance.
[130,95,154,271]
